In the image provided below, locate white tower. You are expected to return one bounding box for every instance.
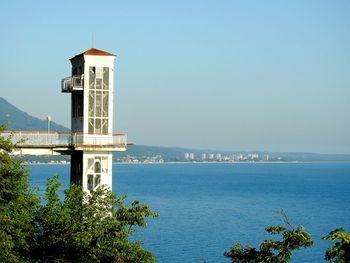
[62,48,126,191]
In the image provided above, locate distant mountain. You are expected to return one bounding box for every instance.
[0,97,69,132]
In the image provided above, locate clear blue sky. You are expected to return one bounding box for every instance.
[1,0,349,153]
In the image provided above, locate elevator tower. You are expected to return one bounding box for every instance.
[61,48,126,191]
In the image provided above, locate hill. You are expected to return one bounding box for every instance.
[0,97,69,132]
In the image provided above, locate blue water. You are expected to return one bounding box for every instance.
[28,163,350,263]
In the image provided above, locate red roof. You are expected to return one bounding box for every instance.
[70,48,115,60]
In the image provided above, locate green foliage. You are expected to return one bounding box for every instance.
[322,228,350,263]
[0,124,39,262]
[224,224,314,263]
[29,175,158,262]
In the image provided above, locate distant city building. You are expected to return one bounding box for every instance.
[189,153,195,160]
[264,154,270,161]
[209,154,215,160]
[201,153,207,160]
[216,153,222,160]
[251,154,259,160]
[184,153,190,160]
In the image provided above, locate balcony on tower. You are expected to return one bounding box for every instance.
[0,131,127,155]
[61,75,84,92]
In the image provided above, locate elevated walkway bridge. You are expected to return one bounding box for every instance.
[0,131,127,155]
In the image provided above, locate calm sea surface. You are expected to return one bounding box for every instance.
[28,162,350,263]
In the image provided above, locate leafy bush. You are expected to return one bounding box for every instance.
[322,228,350,263]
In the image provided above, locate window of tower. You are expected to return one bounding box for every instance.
[94,175,101,188]
[96,67,103,79]
[89,67,95,87]
[102,91,108,117]
[96,79,102,89]
[96,91,102,116]
[95,119,101,134]
[102,119,108,134]
[87,156,108,191]
[103,67,109,90]
[88,118,94,134]
[94,158,101,173]
[88,66,109,134]
[88,174,94,191]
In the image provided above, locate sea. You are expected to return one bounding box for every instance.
[28,162,350,263]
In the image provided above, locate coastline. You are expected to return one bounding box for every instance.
[23,160,350,166]
[114,160,350,165]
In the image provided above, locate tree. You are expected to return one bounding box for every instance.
[29,175,158,262]
[224,212,314,263]
[0,124,39,262]
[322,228,350,263]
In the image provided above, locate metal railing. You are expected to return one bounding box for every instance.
[0,131,127,148]
[61,75,84,92]
[72,133,127,146]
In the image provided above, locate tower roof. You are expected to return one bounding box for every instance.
[70,48,115,60]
